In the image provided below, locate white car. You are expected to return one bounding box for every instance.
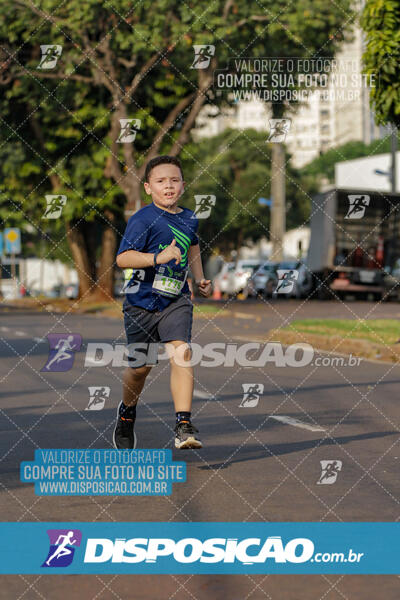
[225,260,261,296]
[213,262,235,294]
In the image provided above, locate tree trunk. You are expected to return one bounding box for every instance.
[124,178,142,221]
[92,210,117,300]
[270,142,286,261]
[104,104,141,221]
[66,222,93,298]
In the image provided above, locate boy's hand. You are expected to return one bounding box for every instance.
[196,279,212,297]
[156,239,181,265]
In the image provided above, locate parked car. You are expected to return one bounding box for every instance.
[275,260,314,298]
[65,283,79,299]
[247,262,278,297]
[382,260,400,301]
[213,262,235,295]
[225,260,261,296]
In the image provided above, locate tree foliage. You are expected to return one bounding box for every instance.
[179,128,316,257]
[0,0,352,296]
[303,135,400,184]
[362,0,400,127]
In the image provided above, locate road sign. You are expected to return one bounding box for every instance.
[258,197,272,207]
[4,228,21,254]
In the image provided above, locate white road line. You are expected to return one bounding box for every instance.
[232,335,268,342]
[270,415,325,432]
[193,392,325,432]
[193,389,213,399]
[0,326,10,331]
[15,331,26,337]
[33,337,46,343]
[232,312,255,320]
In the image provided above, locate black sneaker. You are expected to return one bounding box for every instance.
[113,402,137,449]
[174,421,202,449]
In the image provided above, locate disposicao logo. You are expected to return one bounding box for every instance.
[42,529,82,568]
[83,536,314,564]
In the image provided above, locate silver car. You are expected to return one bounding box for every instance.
[275,260,314,298]
[248,262,279,297]
[225,260,261,296]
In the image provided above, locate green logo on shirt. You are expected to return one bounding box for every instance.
[158,225,191,267]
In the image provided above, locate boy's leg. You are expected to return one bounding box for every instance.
[114,300,159,450]
[123,365,152,407]
[167,340,193,412]
[167,340,202,449]
[114,365,152,450]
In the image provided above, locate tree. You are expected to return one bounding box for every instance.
[362,0,400,127]
[0,0,352,299]
[180,128,316,257]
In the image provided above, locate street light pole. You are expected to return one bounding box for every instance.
[391,123,397,193]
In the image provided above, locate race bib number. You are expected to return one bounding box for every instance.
[152,266,188,297]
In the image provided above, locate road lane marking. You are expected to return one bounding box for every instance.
[15,331,26,337]
[270,415,325,432]
[33,337,46,343]
[0,326,9,331]
[232,312,255,320]
[193,389,214,399]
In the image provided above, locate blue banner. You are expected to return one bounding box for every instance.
[0,523,398,574]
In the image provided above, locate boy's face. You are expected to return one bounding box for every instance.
[144,163,185,210]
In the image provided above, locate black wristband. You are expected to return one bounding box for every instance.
[153,252,159,267]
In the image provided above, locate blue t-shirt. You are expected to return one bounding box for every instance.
[117,202,199,311]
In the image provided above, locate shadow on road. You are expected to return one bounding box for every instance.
[198,431,398,470]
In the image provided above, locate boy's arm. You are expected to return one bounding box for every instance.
[117,240,182,269]
[188,244,204,281]
[188,244,212,297]
[116,249,156,269]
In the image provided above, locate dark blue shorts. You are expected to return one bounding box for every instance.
[123,294,193,367]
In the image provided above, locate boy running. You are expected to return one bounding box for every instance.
[113,155,211,450]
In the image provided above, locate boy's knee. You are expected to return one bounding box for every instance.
[169,342,192,364]
[125,365,151,380]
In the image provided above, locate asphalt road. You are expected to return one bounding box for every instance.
[0,300,399,599]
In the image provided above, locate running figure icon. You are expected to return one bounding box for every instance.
[41,333,82,372]
[43,194,67,219]
[345,195,370,219]
[193,194,216,219]
[45,335,76,370]
[45,531,77,566]
[244,384,262,403]
[239,383,264,408]
[276,270,298,294]
[317,460,343,485]
[42,529,82,568]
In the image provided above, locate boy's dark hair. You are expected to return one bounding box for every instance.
[144,155,184,182]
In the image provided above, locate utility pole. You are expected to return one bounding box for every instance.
[270,142,286,261]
